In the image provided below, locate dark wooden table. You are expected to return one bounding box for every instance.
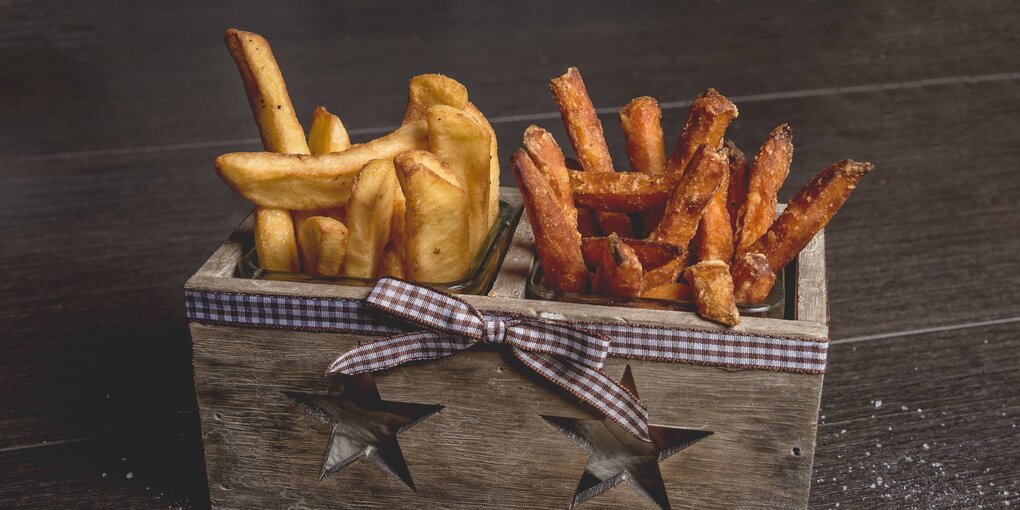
[2,1,1018,508]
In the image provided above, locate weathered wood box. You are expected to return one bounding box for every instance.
[186,188,828,509]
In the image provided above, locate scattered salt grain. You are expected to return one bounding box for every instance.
[126,472,134,480]
[923,443,930,449]
[874,400,883,408]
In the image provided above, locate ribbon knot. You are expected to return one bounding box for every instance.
[326,278,650,441]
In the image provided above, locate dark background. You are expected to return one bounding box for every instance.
[2,1,1018,508]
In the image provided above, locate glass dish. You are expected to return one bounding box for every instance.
[237,200,523,295]
[526,257,787,319]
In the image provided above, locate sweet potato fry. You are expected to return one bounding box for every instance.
[343,159,398,278]
[693,146,733,263]
[576,209,600,237]
[402,74,469,124]
[215,121,429,210]
[512,150,589,293]
[648,145,727,248]
[684,260,740,326]
[619,96,666,174]
[308,106,351,154]
[379,187,407,278]
[667,89,738,175]
[298,216,349,276]
[581,237,683,271]
[640,282,694,301]
[640,257,687,290]
[731,252,776,304]
[394,150,471,283]
[255,207,301,272]
[569,170,677,212]
[593,234,643,298]
[428,105,493,257]
[462,102,501,225]
[523,125,580,244]
[735,124,794,255]
[724,140,749,234]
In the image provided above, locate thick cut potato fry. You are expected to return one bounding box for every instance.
[380,187,407,278]
[308,106,351,153]
[427,105,493,257]
[731,252,776,304]
[569,170,678,212]
[402,74,469,124]
[255,208,301,272]
[735,124,793,255]
[724,140,749,235]
[298,216,348,276]
[512,150,589,293]
[648,145,727,248]
[293,207,345,233]
[620,96,666,174]
[215,121,429,210]
[343,159,398,278]
[667,88,738,175]
[581,237,683,271]
[694,146,733,263]
[684,260,740,326]
[593,234,643,298]
[640,282,694,301]
[462,102,501,226]
[523,125,580,244]
[394,150,470,282]
[640,257,687,290]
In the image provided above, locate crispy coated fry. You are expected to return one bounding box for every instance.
[402,74,469,124]
[694,146,733,263]
[462,102,501,226]
[380,187,407,278]
[731,252,776,304]
[576,209,600,237]
[298,216,349,276]
[593,234,643,298]
[569,170,677,212]
[667,89,738,174]
[428,105,493,257]
[735,124,794,254]
[620,96,666,174]
[581,237,683,270]
[523,125,581,244]
[512,150,589,293]
[308,106,351,153]
[648,145,727,248]
[394,150,471,283]
[215,121,429,210]
[724,140,749,234]
[640,257,687,290]
[684,260,740,326]
[640,282,694,301]
[255,208,301,272]
[343,159,398,278]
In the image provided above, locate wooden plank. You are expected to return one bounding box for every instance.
[488,209,535,299]
[796,231,828,324]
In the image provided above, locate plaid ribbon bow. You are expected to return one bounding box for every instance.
[327,278,651,441]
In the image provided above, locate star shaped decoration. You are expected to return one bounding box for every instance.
[283,372,442,490]
[542,366,712,510]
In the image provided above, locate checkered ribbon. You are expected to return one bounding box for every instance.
[327,278,650,441]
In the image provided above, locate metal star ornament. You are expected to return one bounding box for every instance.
[542,366,712,510]
[283,372,442,490]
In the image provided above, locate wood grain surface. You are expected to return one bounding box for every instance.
[2,0,1019,508]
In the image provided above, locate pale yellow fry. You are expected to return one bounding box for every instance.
[427,105,492,258]
[379,187,407,279]
[298,216,348,276]
[402,74,469,124]
[308,106,351,154]
[344,159,398,278]
[394,150,470,282]
[215,121,428,210]
[463,102,501,226]
[255,208,301,272]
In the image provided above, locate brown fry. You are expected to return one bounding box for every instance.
[593,234,643,298]
[724,140,749,235]
[640,282,694,301]
[308,106,351,153]
[569,170,678,212]
[512,150,589,293]
[402,74,469,124]
[731,252,776,304]
[576,209,600,237]
[641,257,687,290]
[597,213,635,237]
[684,260,740,326]
[694,145,733,263]
[648,145,727,249]
[581,237,683,271]
[298,216,349,276]
[735,124,794,255]
[667,89,738,175]
[620,96,666,174]
[523,125,580,244]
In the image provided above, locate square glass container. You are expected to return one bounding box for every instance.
[237,200,523,295]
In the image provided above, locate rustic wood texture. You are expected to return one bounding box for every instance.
[2,0,1019,508]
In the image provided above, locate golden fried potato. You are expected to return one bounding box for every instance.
[462,102,501,225]
[402,74,469,124]
[379,187,407,279]
[298,216,348,276]
[255,207,301,272]
[343,159,398,278]
[308,106,351,154]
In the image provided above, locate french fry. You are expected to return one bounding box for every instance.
[512,150,590,293]
[731,252,776,304]
[224,29,307,273]
[684,260,740,326]
[619,96,666,174]
[593,234,643,298]
[292,207,345,232]
[648,145,727,248]
[724,140,749,234]
[550,67,634,236]
[298,216,349,276]
[463,102,501,226]
[640,257,687,290]
[693,146,733,263]
[640,282,694,301]
[379,187,407,278]
[523,125,580,244]
[427,105,493,257]
[394,150,470,282]
[402,74,469,124]
[343,159,398,278]
[667,88,738,175]
[255,208,301,272]
[215,121,429,210]
[581,237,683,271]
[308,106,351,153]
[735,124,794,255]
[569,170,677,212]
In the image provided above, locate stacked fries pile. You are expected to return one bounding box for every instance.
[214,29,499,283]
[513,68,873,325]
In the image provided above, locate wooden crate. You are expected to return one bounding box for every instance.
[186,188,828,510]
